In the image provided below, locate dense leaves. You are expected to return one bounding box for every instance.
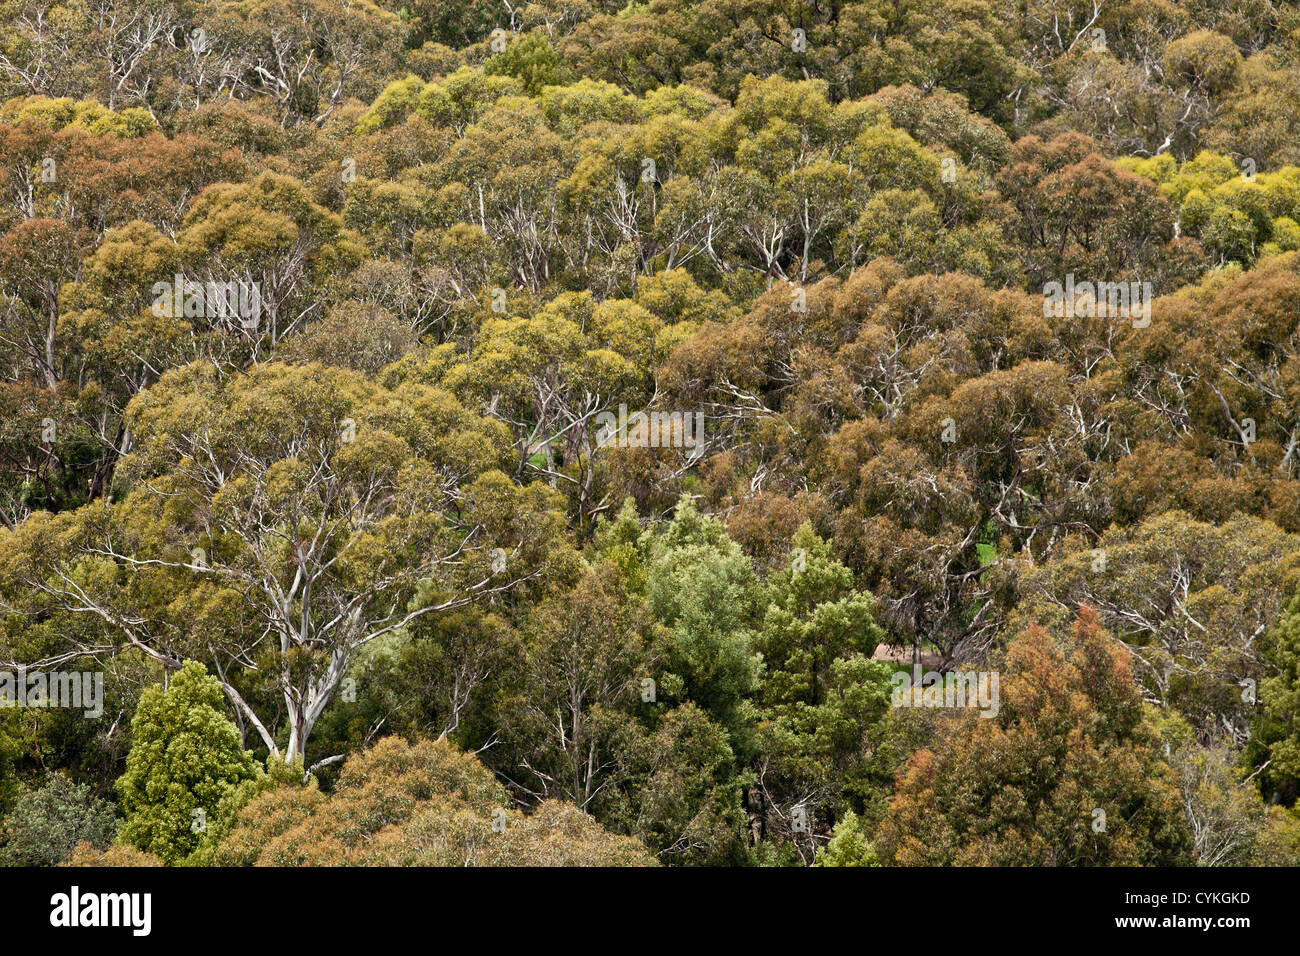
[0,0,1298,867]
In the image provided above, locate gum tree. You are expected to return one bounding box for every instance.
[1,361,570,767]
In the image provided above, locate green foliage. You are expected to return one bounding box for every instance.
[484,34,570,97]
[753,524,896,844]
[0,96,156,136]
[815,810,879,867]
[184,755,305,866]
[116,662,258,864]
[647,498,762,733]
[0,773,117,865]
[3,0,1300,871]
[1246,591,1300,807]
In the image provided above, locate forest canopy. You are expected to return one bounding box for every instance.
[1,0,1300,868]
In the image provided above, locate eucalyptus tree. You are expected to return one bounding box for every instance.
[0,361,571,767]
